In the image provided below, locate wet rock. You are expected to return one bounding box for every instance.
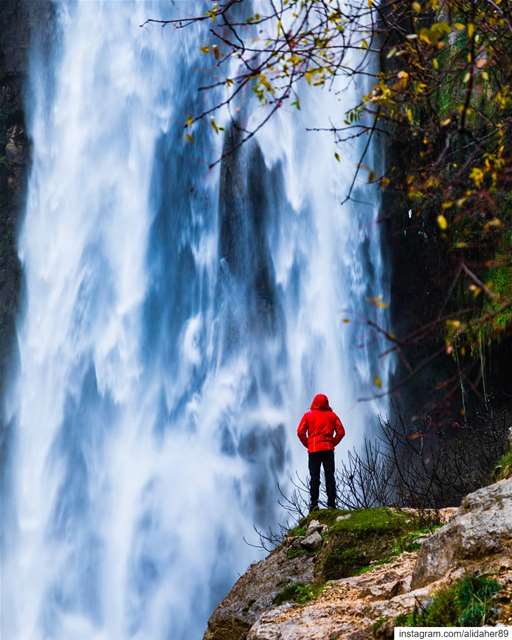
[5,126,26,165]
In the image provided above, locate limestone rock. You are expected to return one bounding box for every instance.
[204,540,315,640]
[305,520,328,535]
[247,553,422,640]
[412,477,512,588]
[300,531,323,550]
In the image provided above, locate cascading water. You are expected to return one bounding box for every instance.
[1,1,390,639]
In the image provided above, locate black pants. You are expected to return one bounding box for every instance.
[308,450,336,509]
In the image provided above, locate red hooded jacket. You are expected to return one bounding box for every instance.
[297,394,345,453]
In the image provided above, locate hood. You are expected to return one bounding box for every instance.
[310,393,330,411]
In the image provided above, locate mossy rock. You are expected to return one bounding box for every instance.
[311,508,430,581]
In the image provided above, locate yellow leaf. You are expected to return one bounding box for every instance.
[185,116,194,127]
[419,29,432,44]
[432,57,439,69]
[463,72,471,83]
[373,375,382,389]
[437,214,448,230]
[469,284,481,297]
[334,152,341,162]
[441,117,451,126]
[185,133,194,142]
[361,39,369,49]
[467,23,475,38]
[368,295,389,309]
[412,1,421,12]
[453,22,465,31]
[200,46,209,54]
[259,73,273,92]
[470,167,484,187]
[484,218,502,230]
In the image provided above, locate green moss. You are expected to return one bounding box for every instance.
[273,581,324,606]
[315,508,438,581]
[372,617,387,635]
[396,576,501,628]
[286,546,310,560]
[327,507,409,535]
[287,508,441,583]
[289,508,351,536]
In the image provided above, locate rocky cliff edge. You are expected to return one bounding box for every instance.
[204,478,512,640]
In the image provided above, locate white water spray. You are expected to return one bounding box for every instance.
[1,2,390,639]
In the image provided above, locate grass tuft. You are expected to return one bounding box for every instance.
[273,581,324,606]
[395,575,501,628]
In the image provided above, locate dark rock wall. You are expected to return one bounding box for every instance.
[0,0,53,403]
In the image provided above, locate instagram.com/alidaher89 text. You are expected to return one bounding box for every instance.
[394,628,512,639]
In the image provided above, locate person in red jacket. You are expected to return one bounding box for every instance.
[297,393,345,511]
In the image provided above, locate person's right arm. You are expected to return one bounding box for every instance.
[297,414,309,448]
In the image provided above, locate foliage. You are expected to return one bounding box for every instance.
[395,575,501,627]
[493,446,512,481]
[273,580,324,605]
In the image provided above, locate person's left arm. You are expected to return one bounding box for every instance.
[333,414,345,447]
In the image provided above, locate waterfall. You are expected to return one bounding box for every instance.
[1,2,390,639]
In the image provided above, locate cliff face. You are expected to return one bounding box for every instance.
[0,1,53,404]
[204,477,512,640]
